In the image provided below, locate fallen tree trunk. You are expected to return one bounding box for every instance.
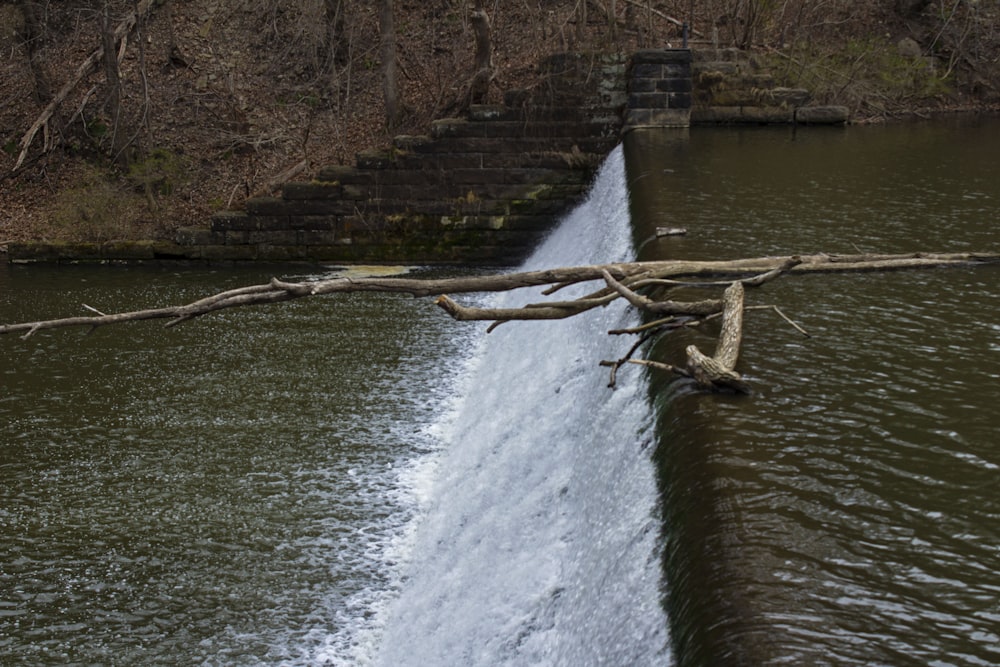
[2,251,998,391]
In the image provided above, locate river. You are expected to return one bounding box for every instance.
[626,117,1000,666]
[2,117,999,666]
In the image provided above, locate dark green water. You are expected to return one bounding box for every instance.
[2,118,999,666]
[0,265,479,664]
[626,118,1000,666]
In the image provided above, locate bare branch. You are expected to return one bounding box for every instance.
[3,252,997,351]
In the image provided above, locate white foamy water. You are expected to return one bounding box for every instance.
[357,146,672,665]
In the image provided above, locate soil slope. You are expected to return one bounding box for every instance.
[1,1,997,246]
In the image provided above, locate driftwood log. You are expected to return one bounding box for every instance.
[2,251,998,392]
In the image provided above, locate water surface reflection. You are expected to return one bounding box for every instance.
[626,119,1000,666]
[1,265,478,664]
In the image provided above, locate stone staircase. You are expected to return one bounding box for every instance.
[176,53,628,264]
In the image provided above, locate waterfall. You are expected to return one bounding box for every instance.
[372,145,671,666]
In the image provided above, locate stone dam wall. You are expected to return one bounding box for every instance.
[6,48,847,265]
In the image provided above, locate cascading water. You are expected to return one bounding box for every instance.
[0,145,668,666]
[370,145,672,666]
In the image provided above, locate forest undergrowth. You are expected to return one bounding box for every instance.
[1,0,997,245]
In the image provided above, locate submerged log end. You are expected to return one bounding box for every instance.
[685,344,751,394]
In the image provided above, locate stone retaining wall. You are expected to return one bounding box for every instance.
[690,47,849,125]
[624,49,693,130]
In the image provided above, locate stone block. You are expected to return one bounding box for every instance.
[629,77,658,93]
[392,135,435,153]
[224,230,251,245]
[624,108,691,129]
[481,151,597,171]
[211,210,257,231]
[696,61,739,76]
[150,242,198,260]
[501,167,545,186]
[454,198,510,216]
[98,241,156,260]
[315,165,375,185]
[468,105,507,121]
[356,149,393,170]
[300,230,340,245]
[795,106,850,124]
[175,226,220,245]
[432,118,489,139]
[628,92,670,109]
[250,198,354,215]
[282,181,343,199]
[767,87,812,107]
[295,215,339,231]
[664,63,692,78]
[440,165,507,185]
[741,106,794,123]
[657,78,693,93]
[429,153,485,170]
[501,215,562,231]
[257,215,294,231]
[632,49,692,65]
[669,92,692,109]
[249,230,297,245]
[408,136,491,154]
[372,168,443,188]
[690,106,746,124]
[438,215,504,231]
[244,197,288,216]
[340,184,369,200]
[631,63,664,79]
[509,197,571,215]
[709,89,760,106]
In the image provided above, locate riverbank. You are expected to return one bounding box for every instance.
[2,1,998,257]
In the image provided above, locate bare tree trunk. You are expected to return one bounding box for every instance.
[379,0,401,129]
[323,0,348,65]
[468,1,494,106]
[575,0,588,43]
[16,0,51,104]
[100,1,129,169]
[132,0,156,209]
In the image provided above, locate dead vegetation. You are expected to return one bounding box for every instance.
[1,1,997,246]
